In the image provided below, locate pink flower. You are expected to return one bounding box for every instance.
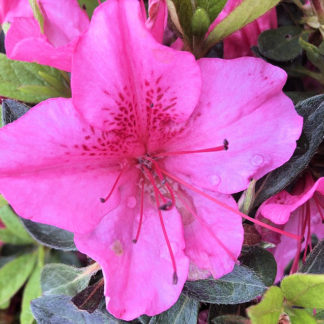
[210,0,277,58]
[0,0,32,24]
[5,0,90,71]
[0,0,302,319]
[146,0,168,43]
[256,174,324,281]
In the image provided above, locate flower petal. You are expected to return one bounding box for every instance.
[72,0,201,138]
[0,98,122,233]
[75,170,189,320]
[146,0,168,43]
[178,188,243,278]
[5,0,89,71]
[0,0,32,23]
[164,57,303,194]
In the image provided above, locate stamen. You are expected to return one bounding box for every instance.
[154,139,228,158]
[313,194,324,222]
[159,168,302,241]
[100,167,125,203]
[133,180,145,244]
[290,206,304,274]
[303,202,311,262]
[144,167,178,285]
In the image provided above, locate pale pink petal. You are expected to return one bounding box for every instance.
[72,0,201,138]
[75,170,189,320]
[179,188,243,278]
[0,0,32,23]
[0,98,123,233]
[163,58,303,194]
[146,0,168,43]
[5,0,89,71]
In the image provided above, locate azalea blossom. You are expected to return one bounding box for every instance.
[209,0,277,58]
[0,0,302,320]
[5,0,90,71]
[256,174,324,281]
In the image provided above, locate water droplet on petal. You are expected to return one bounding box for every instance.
[127,196,137,208]
[210,175,220,186]
[251,154,264,166]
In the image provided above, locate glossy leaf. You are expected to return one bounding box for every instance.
[0,253,37,304]
[254,94,324,206]
[0,54,70,103]
[42,263,97,296]
[301,239,324,274]
[247,286,283,324]
[21,218,76,251]
[281,274,324,308]
[239,246,277,286]
[149,294,199,324]
[1,99,29,126]
[258,26,302,61]
[183,265,266,304]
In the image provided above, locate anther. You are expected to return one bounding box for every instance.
[224,139,229,150]
[173,272,178,285]
[159,200,172,211]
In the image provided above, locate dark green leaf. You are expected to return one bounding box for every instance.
[239,246,277,286]
[1,99,29,125]
[21,218,76,251]
[0,53,70,103]
[42,263,96,296]
[258,26,302,61]
[171,0,193,41]
[254,94,324,206]
[301,239,324,274]
[211,315,249,324]
[31,295,114,324]
[77,0,105,18]
[183,265,266,304]
[149,294,199,324]
[0,253,37,304]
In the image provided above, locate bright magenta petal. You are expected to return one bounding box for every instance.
[5,0,89,71]
[180,189,243,278]
[0,98,122,233]
[75,171,189,320]
[0,0,32,23]
[146,0,168,43]
[72,0,201,134]
[164,58,303,194]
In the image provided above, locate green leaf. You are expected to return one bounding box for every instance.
[21,218,76,251]
[183,265,266,304]
[0,253,37,304]
[247,286,284,324]
[258,26,302,61]
[254,94,324,206]
[0,195,7,207]
[149,293,199,324]
[28,0,45,33]
[42,263,97,296]
[239,246,277,286]
[31,295,113,324]
[205,0,280,52]
[196,0,228,21]
[20,264,42,324]
[281,273,324,308]
[171,0,193,41]
[0,53,71,103]
[77,0,105,18]
[285,308,317,324]
[0,205,34,244]
[0,300,10,310]
[301,239,324,274]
